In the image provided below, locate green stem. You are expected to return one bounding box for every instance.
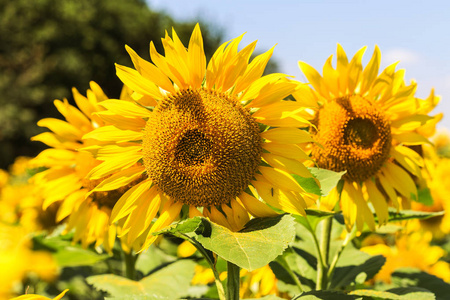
[123,251,138,280]
[316,217,332,290]
[279,253,304,293]
[327,225,357,280]
[180,234,226,300]
[226,261,240,300]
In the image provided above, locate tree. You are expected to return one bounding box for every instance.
[0,0,224,168]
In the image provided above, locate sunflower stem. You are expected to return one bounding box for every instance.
[279,252,304,293]
[316,217,332,290]
[123,251,138,280]
[327,225,357,280]
[179,233,226,300]
[226,261,240,300]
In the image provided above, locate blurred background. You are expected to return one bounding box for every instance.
[1,0,449,169]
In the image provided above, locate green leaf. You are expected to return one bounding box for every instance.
[416,187,434,206]
[349,289,435,300]
[309,167,346,196]
[391,268,450,300]
[243,295,287,300]
[330,249,386,289]
[387,209,444,222]
[33,233,109,267]
[293,290,360,299]
[294,209,336,233]
[153,216,203,236]
[195,214,296,271]
[87,259,196,298]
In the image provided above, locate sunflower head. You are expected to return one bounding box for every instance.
[311,94,392,182]
[142,88,262,207]
[296,44,440,231]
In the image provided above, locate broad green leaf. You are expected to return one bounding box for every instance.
[392,268,450,300]
[196,215,296,271]
[135,244,176,275]
[330,246,386,289]
[294,209,337,233]
[293,290,360,299]
[33,233,109,267]
[293,175,322,196]
[349,289,435,300]
[53,245,109,267]
[153,216,203,236]
[87,259,196,298]
[416,187,434,206]
[387,209,444,222]
[309,167,346,196]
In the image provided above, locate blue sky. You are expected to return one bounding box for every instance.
[147,0,450,129]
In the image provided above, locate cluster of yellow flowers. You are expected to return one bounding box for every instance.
[2,24,448,299]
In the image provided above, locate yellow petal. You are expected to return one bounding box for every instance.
[360,45,381,95]
[99,100,152,118]
[377,172,399,209]
[347,46,366,93]
[110,179,153,223]
[37,118,82,141]
[390,146,423,177]
[262,153,312,178]
[187,23,206,89]
[125,45,175,93]
[298,61,330,100]
[261,128,313,144]
[83,125,143,142]
[234,46,274,95]
[364,179,389,225]
[73,87,98,118]
[91,165,145,193]
[53,99,91,130]
[263,142,311,161]
[115,64,163,100]
[322,55,339,97]
[259,166,304,193]
[142,200,183,250]
[383,161,418,200]
[87,152,142,180]
[392,132,431,145]
[237,192,278,218]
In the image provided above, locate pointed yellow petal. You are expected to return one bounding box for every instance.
[37,118,82,141]
[110,179,153,223]
[378,172,399,209]
[263,142,311,161]
[237,192,278,218]
[91,165,145,192]
[233,45,274,95]
[125,45,175,93]
[340,182,357,231]
[115,64,163,100]
[347,46,366,93]
[187,23,206,89]
[142,200,183,250]
[336,44,349,94]
[322,55,339,97]
[364,180,389,225]
[262,153,312,178]
[83,125,143,142]
[87,152,142,180]
[261,128,313,144]
[99,100,152,118]
[298,61,330,100]
[383,161,417,200]
[392,132,431,145]
[53,99,91,130]
[360,45,381,95]
[259,166,304,193]
[319,186,339,211]
[126,191,161,244]
[73,87,98,118]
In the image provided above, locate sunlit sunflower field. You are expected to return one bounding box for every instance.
[2,10,450,300]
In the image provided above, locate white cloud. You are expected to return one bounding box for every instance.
[383,48,420,65]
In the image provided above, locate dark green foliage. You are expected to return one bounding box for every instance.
[0,0,223,168]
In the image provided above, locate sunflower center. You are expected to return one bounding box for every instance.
[175,129,213,165]
[311,95,392,182]
[142,88,262,207]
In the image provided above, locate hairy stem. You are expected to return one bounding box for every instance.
[226,261,240,300]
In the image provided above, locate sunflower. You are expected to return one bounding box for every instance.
[30,82,137,251]
[83,24,315,251]
[409,133,450,238]
[361,231,450,283]
[294,45,440,231]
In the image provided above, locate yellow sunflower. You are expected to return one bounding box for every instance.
[30,82,136,251]
[295,45,440,231]
[83,24,316,251]
[361,231,450,283]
